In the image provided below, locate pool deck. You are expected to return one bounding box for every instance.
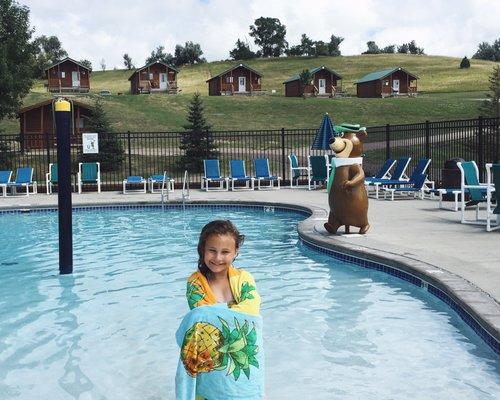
[1,187,499,344]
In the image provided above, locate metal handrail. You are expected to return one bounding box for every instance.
[182,170,190,207]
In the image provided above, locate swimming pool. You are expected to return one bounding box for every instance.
[0,206,498,399]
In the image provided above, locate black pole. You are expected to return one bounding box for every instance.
[281,127,286,181]
[385,124,391,160]
[127,131,132,177]
[478,116,484,181]
[55,99,73,274]
[425,120,430,160]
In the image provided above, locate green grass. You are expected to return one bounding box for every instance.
[1,54,497,133]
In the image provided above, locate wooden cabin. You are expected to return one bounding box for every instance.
[45,57,91,93]
[19,99,92,150]
[128,62,179,94]
[207,64,263,96]
[283,66,343,97]
[356,67,418,98]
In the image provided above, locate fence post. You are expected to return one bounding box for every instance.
[127,131,132,177]
[19,131,25,155]
[385,124,391,160]
[478,116,484,181]
[425,120,430,160]
[45,132,51,166]
[495,116,499,164]
[281,128,286,182]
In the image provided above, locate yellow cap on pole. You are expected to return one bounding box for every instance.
[54,98,71,112]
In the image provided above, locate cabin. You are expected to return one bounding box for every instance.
[45,57,91,93]
[283,66,343,97]
[19,99,92,150]
[356,67,418,98]
[128,62,179,94]
[207,64,263,96]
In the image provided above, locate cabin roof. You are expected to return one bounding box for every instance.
[128,61,179,80]
[19,99,92,114]
[44,57,92,72]
[356,67,419,84]
[283,65,343,84]
[206,63,263,82]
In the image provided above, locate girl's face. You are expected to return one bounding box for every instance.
[203,233,238,276]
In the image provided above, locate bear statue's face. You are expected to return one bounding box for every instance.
[328,130,367,158]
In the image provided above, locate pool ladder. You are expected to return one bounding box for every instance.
[161,170,190,210]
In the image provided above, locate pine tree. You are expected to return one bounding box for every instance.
[179,93,218,172]
[83,99,124,172]
[459,56,470,69]
[479,66,500,118]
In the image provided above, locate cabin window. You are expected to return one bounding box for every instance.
[149,73,154,80]
[60,71,66,78]
[76,118,84,129]
[257,78,261,84]
[383,80,389,86]
[226,76,233,83]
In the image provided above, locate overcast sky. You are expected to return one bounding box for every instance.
[25,0,499,70]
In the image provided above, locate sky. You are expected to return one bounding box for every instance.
[24,0,500,70]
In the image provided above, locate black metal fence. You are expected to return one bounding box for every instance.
[1,116,498,191]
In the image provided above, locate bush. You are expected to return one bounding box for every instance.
[459,56,470,69]
[0,140,14,170]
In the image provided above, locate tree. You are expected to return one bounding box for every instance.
[0,140,14,170]
[363,41,380,54]
[0,0,35,121]
[328,35,344,56]
[229,39,256,60]
[32,35,67,78]
[179,93,218,173]
[82,99,124,172]
[285,44,303,56]
[381,45,395,54]
[79,59,92,71]
[145,45,174,65]
[174,41,206,66]
[249,17,288,57]
[313,40,329,56]
[123,53,134,69]
[299,69,312,96]
[397,43,409,54]
[460,56,471,69]
[408,40,425,55]
[299,34,315,56]
[473,39,500,61]
[479,66,500,118]
[100,58,106,71]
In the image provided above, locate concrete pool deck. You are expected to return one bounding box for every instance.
[1,187,499,345]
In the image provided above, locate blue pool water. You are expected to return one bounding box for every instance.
[0,207,498,400]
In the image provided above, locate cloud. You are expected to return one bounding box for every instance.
[24,0,500,69]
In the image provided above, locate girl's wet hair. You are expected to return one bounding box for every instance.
[197,220,245,280]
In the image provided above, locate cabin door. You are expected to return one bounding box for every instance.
[159,73,168,90]
[392,79,400,93]
[72,71,80,87]
[318,79,326,94]
[238,76,246,92]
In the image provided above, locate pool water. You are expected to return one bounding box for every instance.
[0,207,498,400]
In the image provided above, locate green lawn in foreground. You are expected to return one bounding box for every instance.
[1,54,496,133]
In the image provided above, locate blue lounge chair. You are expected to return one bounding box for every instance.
[288,154,310,188]
[0,170,12,197]
[457,161,490,226]
[45,163,58,194]
[253,158,281,190]
[229,160,254,191]
[148,173,175,193]
[123,175,146,194]
[382,173,428,201]
[365,159,396,183]
[7,167,37,196]
[365,157,411,199]
[202,159,228,191]
[308,155,328,190]
[378,158,431,186]
[486,163,499,232]
[78,162,101,193]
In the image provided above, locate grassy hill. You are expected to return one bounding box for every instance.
[1,54,497,133]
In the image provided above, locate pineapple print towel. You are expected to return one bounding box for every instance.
[175,304,264,400]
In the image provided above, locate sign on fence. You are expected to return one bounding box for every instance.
[82,133,99,154]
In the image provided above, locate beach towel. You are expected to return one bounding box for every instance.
[175,267,264,400]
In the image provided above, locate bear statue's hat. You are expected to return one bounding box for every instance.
[334,123,366,134]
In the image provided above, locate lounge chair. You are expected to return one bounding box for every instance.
[201,159,228,191]
[0,170,12,197]
[123,176,146,194]
[365,159,396,182]
[457,161,489,226]
[78,162,101,194]
[365,157,411,199]
[46,163,58,194]
[229,160,254,191]
[382,173,428,201]
[308,155,328,190]
[7,167,37,196]
[148,173,175,193]
[253,158,281,190]
[485,163,499,232]
[288,154,310,188]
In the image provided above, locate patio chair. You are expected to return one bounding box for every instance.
[229,160,254,191]
[288,154,310,188]
[7,167,37,196]
[457,161,489,226]
[123,176,147,194]
[201,159,228,191]
[486,163,499,232]
[308,155,328,190]
[364,159,396,183]
[78,162,101,194]
[46,163,58,194]
[426,188,463,211]
[148,173,175,193]
[253,158,281,190]
[382,173,428,201]
[365,157,411,199]
[0,170,12,197]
